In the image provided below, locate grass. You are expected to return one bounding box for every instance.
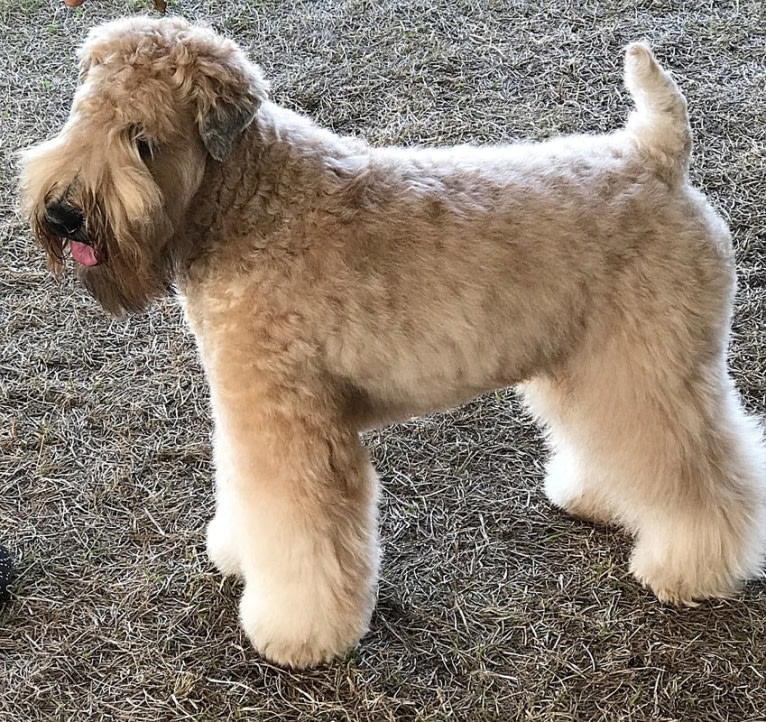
[1,0,765,720]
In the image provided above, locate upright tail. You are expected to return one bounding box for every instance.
[623,43,691,183]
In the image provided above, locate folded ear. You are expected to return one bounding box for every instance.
[198,88,263,161]
[190,33,269,161]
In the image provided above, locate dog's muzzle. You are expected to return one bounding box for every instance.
[44,202,100,267]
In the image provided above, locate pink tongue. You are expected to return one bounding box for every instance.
[70,241,99,266]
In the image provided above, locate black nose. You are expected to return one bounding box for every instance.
[44,202,84,238]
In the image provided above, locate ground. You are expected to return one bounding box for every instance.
[1,1,765,720]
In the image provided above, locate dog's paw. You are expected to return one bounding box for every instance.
[629,538,738,605]
[239,583,370,668]
[206,514,242,578]
[629,554,702,606]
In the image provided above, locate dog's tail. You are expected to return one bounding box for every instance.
[623,43,691,182]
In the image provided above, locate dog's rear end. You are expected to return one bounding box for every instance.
[523,46,765,605]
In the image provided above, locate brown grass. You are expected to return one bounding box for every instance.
[1,1,765,720]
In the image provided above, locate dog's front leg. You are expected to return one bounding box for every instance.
[205,384,380,668]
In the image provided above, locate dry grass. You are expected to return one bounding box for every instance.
[1,0,766,720]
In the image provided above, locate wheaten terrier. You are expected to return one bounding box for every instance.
[19,16,766,668]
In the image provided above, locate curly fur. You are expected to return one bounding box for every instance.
[19,17,766,668]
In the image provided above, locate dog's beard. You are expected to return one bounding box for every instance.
[77,259,173,316]
[80,217,175,315]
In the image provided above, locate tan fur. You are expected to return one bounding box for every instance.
[19,17,766,668]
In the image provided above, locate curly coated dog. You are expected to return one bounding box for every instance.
[19,16,766,668]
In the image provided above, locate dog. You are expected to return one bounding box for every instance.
[19,16,766,668]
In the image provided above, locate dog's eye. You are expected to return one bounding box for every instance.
[135,136,155,163]
[129,126,156,163]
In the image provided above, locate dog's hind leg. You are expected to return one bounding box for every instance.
[623,370,766,603]
[524,322,766,603]
[521,378,620,528]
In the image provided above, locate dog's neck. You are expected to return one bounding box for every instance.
[176,102,370,283]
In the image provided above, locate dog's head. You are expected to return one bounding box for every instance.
[18,16,268,315]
